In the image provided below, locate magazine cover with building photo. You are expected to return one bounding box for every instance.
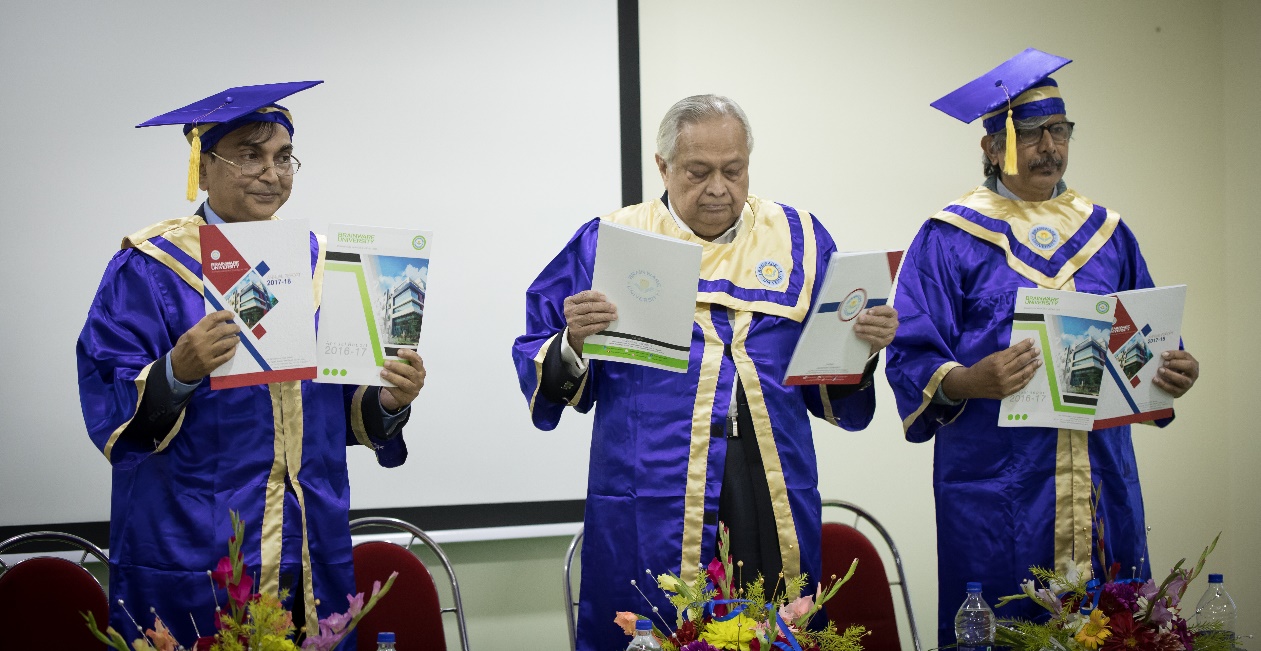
[999,287,1116,430]
[316,224,432,387]
[200,219,318,389]
[1092,285,1186,429]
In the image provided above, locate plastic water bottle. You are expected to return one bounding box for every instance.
[954,582,996,651]
[626,619,662,651]
[376,631,397,650]
[1195,574,1237,639]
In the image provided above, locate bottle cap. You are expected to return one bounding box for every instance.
[378,631,396,643]
[635,619,652,631]
[1208,573,1223,583]
[966,581,983,592]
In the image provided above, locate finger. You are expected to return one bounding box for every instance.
[1156,366,1192,390]
[380,370,420,397]
[1161,358,1199,378]
[1009,338,1035,353]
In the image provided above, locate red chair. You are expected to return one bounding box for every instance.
[0,531,110,650]
[820,500,921,651]
[349,517,469,651]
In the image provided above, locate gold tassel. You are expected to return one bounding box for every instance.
[1003,108,1018,176]
[187,127,201,202]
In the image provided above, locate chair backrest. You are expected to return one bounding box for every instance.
[349,517,469,651]
[0,531,109,650]
[562,526,583,651]
[820,500,921,651]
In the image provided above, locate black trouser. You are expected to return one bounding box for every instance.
[716,381,783,595]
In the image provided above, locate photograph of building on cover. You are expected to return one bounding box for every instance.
[224,270,279,328]
[363,254,428,348]
[1114,332,1154,379]
[1053,315,1110,397]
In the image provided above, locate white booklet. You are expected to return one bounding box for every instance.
[316,224,432,387]
[1092,285,1185,429]
[783,250,903,385]
[199,219,317,389]
[999,287,1117,430]
[583,220,702,373]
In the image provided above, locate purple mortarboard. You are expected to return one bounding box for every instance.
[930,48,1071,176]
[137,80,323,201]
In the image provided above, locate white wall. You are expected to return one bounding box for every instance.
[639,0,1251,640]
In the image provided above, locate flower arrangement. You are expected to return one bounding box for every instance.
[617,524,868,651]
[994,527,1233,651]
[84,511,396,651]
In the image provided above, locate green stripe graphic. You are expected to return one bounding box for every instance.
[1014,322,1095,415]
[327,262,384,367]
[582,343,689,370]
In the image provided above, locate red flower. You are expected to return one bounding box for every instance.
[670,620,699,646]
[1101,612,1155,651]
[211,556,233,588]
[707,557,728,596]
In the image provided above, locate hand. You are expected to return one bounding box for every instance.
[941,338,1042,401]
[853,305,899,353]
[564,290,618,352]
[1152,349,1198,398]
[170,311,240,383]
[380,348,426,412]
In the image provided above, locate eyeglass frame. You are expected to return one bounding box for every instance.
[1014,121,1075,146]
[208,151,302,177]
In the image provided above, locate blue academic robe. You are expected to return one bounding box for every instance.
[512,195,876,651]
[77,215,407,648]
[885,185,1169,643]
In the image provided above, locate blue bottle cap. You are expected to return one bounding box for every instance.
[966,582,983,592]
[1208,573,1223,583]
[378,631,396,643]
[635,619,653,631]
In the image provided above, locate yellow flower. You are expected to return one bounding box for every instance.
[699,614,759,650]
[1075,609,1112,650]
[657,573,684,593]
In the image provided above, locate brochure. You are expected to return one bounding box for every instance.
[783,250,904,385]
[316,224,432,387]
[200,219,317,389]
[998,287,1117,430]
[583,220,702,373]
[1092,285,1186,429]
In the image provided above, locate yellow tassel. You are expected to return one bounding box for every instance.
[187,127,201,202]
[1003,108,1018,176]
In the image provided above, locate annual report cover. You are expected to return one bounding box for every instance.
[583,220,702,373]
[315,224,432,387]
[999,287,1117,430]
[1092,285,1186,429]
[783,250,903,385]
[200,219,317,389]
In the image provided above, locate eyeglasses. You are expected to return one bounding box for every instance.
[1015,121,1075,146]
[209,151,301,177]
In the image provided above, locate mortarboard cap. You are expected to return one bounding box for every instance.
[137,80,323,201]
[930,48,1071,176]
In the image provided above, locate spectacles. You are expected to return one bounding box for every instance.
[1015,121,1075,146]
[209,151,301,177]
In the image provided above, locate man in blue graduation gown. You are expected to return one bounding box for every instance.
[512,94,899,651]
[884,50,1200,642]
[77,82,425,648]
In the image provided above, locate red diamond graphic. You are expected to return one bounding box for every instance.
[252,324,267,339]
[1130,376,1141,388]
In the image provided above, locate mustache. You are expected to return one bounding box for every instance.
[1028,154,1063,171]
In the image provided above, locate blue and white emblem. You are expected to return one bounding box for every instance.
[626,270,662,302]
[755,259,786,288]
[838,289,867,322]
[1028,225,1060,251]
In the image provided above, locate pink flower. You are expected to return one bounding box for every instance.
[227,572,254,607]
[344,592,365,619]
[211,556,233,588]
[707,558,727,594]
[778,594,814,624]
[144,616,177,651]
[614,611,639,635]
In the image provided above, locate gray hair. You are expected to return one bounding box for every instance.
[656,94,754,165]
[982,114,1052,177]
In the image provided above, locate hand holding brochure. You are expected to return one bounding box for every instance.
[784,250,903,385]
[1092,285,1185,429]
[200,219,317,389]
[316,224,432,386]
[999,287,1116,430]
[583,220,702,372]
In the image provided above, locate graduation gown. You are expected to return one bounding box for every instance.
[511,195,876,651]
[885,185,1168,642]
[77,215,408,646]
